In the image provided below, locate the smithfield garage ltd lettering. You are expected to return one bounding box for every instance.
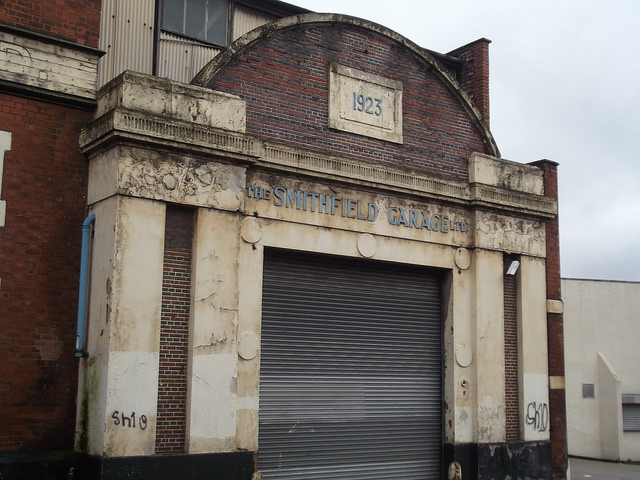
[247,186,467,233]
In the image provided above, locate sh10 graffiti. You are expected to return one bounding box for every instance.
[112,411,148,430]
[525,402,549,432]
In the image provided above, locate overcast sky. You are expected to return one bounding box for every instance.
[291,0,640,282]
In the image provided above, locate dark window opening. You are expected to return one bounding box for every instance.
[162,0,228,46]
[623,404,640,432]
[582,383,595,399]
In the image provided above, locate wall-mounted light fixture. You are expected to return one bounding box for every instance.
[506,260,520,276]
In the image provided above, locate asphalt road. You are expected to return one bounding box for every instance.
[571,457,640,480]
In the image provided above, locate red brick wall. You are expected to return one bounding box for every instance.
[504,259,520,442]
[448,39,491,126]
[205,24,491,182]
[156,206,193,454]
[0,93,91,452]
[531,159,566,479]
[0,0,102,47]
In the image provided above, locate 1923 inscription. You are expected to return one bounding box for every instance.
[329,63,403,143]
[353,92,382,116]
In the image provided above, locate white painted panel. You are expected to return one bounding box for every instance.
[104,351,160,456]
[455,406,474,443]
[188,353,238,451]
[522,373,550,441]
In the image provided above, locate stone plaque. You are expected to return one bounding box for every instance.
[329,63,403,144]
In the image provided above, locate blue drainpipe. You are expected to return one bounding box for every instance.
[76,213,95,358]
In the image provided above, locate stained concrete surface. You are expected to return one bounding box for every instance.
[570,457,640,480]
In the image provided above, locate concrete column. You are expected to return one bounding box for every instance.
[474,249,505,443]
[519,256,551,441]
[76,196,118,456]
[104,197,165,456]
[449,257,475,444]
[236,217,265,451]
[187,208,241,453]
[79,196,166,457]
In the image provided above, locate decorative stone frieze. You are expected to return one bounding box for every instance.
[82,72,556,224]
[474,210,547,257]
[88,146,247,211]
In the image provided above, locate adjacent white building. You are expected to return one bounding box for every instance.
[563,278,640,461]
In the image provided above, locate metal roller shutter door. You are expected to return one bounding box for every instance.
[259,249,442,480]
[623,404,640,431]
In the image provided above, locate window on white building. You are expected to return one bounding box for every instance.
[623,404,640,432]
[582,383,595,399]
[623,395,640,432]
[162,0,228,46]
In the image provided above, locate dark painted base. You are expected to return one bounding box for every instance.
[0,450,74,480]
[444,440,551,480]
[3,444,549,480]
[73,451,255,480]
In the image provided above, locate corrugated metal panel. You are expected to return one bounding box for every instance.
[259,249,442,480]
[157,31,221,84]
[98,2,283,87]
[232,4,278,40]
[98,0,155,88]
[97,0,117,87]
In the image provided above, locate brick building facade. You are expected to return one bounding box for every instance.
[0,2,567,479]
[0,1,102,477]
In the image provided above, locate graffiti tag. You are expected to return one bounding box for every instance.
[112,411,148,430]
[525,402,549,432]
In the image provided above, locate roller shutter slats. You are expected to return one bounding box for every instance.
[623,404,640,431]
[259,249,442,480]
